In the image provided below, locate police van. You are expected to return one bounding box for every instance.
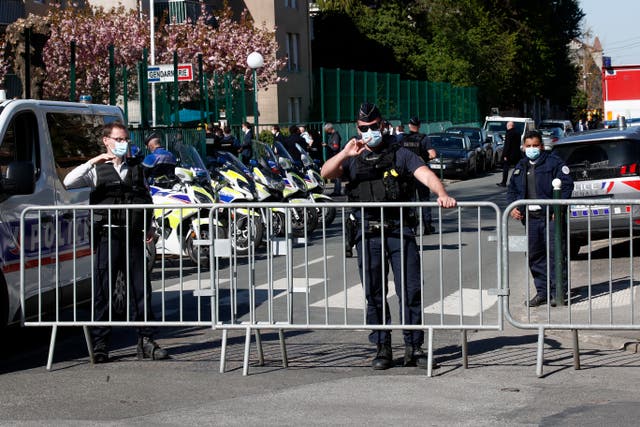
[552,125,640,255]
[483,115,535,143]
[0,99,124,327]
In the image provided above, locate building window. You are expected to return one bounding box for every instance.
[286,33,300,72]
[285,0,298,9]
[288,97,301,123]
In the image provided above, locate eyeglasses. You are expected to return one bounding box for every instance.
[108,136,129,143]
[357,122,381,133]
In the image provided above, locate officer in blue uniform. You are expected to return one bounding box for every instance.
[64,122,169,363]
[321,103,456,370]
[506,130,573,307]
[142,132,177,184]
[400,116,437,234]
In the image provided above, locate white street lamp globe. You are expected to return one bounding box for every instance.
[247,51,264,69]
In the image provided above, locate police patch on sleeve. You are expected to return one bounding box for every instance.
[513,169,521,175]
[562,166,570,175]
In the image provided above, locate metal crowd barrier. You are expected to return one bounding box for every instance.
[20,201,501,375]
[503,198,640,377]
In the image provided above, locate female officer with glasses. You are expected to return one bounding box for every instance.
[64,121,169,364]
[321,103,456,370]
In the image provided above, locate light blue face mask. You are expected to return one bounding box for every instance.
[525,147,541,160]
[362,130,383,147]
[112,141,128,157]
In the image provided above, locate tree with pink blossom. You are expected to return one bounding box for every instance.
[0,3,285,104]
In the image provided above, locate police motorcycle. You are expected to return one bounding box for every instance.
[150,144,219,264]
[248,153,289,237]
[206,150,264,256]
[292,143,337,227]
[253,141,318,237]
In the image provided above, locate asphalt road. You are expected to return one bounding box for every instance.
[2,169,640,425]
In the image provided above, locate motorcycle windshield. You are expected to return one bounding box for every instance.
[217,151,251,176]
[253,141,281,173]
[177,144,211,182]
[293,142,314,168]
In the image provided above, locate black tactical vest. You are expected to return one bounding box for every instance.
[346,144,415,223]
[401,132,427,161]
[90,162,152,231]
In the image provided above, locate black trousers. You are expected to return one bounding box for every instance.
[91,227,154,350]
[356,227,424,347]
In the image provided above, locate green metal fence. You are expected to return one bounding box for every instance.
[317,68,479,125]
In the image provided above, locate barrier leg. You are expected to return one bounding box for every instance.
[242,327,251,376]
[83,326,94,364]
[46,325,58,371]
[572,329,581,370]
[279,329,288,368]
[461,330,468,369]
[427,328,434,378]
[536,327,545,378]
[255,329,264,366]
[219,329,228,374]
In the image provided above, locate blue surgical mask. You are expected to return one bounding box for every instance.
[525,147,541,160]
[362,130,383,147]
[112,141,128,157]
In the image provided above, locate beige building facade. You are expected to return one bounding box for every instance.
[240,0,312,126]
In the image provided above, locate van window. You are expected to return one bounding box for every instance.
[48,113,119,184]
[0,112,40,186]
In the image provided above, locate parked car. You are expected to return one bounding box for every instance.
[427,133,478,179]
[539,119,574,135]
[553,126,640,256]
[540,127,564,150]
[488,132,505,167]
[445,126,494,171]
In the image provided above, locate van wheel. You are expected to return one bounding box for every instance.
[0,274,8,329]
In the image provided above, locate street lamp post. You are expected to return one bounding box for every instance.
[247,51,264,133]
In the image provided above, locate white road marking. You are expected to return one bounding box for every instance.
[310,283,497,317]
[423,289,498,317]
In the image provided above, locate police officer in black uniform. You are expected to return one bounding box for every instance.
[321,103,456,370]
[506,130,573,307]
[400,116,437,234]
[64,121,169,363]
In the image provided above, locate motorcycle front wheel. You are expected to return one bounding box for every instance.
[291,206,318,237]
[231,214,264,256]
[185,224,223,265]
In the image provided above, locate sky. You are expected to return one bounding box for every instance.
[580,0,640,66]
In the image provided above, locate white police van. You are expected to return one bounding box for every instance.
[483,115,535,143]
[553,125,640,255]
[0,99,124,327]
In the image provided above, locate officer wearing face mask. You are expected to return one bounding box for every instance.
[64,121,169,364]
[507,130,573,308]
[321,103,456,371]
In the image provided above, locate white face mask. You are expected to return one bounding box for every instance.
[362,129,383,147]
[112,141,128,157]
[525,147,541,160]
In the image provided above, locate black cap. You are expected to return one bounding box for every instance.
[144,132,161,146]
[358,102,381,122]
[409,116,421,126]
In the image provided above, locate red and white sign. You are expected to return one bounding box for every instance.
[147,63,194,83]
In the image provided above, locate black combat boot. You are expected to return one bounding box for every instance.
[137,337,169,360]
[371,342,393,370]
[404,345,438,369]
